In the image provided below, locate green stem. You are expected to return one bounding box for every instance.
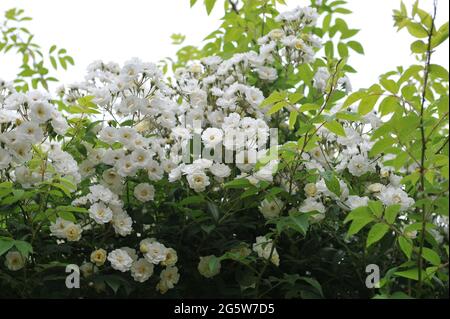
[417,0,437,298]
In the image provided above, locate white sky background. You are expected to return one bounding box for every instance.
[0,0,448,91]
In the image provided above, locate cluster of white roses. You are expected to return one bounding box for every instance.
[258,101,416,233]
[72,184,133,236]
[0,80,79,190]
[78,238,179,293]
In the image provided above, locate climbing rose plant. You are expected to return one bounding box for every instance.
[0,0,448,298]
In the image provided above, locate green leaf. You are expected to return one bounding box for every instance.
[385,204,401,224]
[358,94,380,115]
[324,41,334,58]
[347,41,364,54]
[268,101,289,115]
[288,92,303,104]
[379,96,400,116]
[288,212,310,236]
[324,120,346,137]
[56,206,88,214]
[260,91,286,107]
[335,8,352,14]
[422,248,441,266]
[289,111,298,130]
[368,201,383,218]
[104,275,122,294]
[380,78,399,94]
[344,206,371,223]
[179,196,206,206]
[298,277,324,298]
[366,223,390,248]
[224,178,252,189]
[0,238,15,256]
[429,64,449,81]
[394,268,419,281]
[431,22,449,48]
[337,42,348,57]
[322,171,341,197]
[347,217,374,238]
[50,56,58,69]
[208,255,220,273]
[14,240,33,258]
[322,14,332,33]
[204,0,217,15]
[207,201,220,222]
[299,103,320,112]
[370,136,395,157]
[406,22,428,38]
[57,211,76,223]
[398,237,413,259]
[411,40,427,53]
[1,190,25,205]
[342,91,365,109]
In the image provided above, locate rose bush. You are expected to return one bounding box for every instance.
[0,0,448,298]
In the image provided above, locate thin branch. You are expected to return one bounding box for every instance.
[435,135,449,155]
[228,0,239,14]
[417,0,437,298]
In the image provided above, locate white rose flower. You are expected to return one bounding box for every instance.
[51,114,69,135]
[345,195,369,210]
[89,202,113,224]
[187,171,210,192]
[117,127,137,146]
[107,249,133,272]
[98,126,119,144]
[157,266,180,294]
[161,248,178,267]
[90,249,107,267]
[146,160,164,181]
[348,155,374,177]
[120,247,138,262]
[313,67,330,92]
[256,66,278,82]
[102,168,122,186]
[245,87,264,107]
[259,197,284,220]
[368,183,385,194]
[143,241,168,265]
[202,128,223,148]
[134,183,155,202]
[299,198,325,214]
[88,184,115,203]
[64,223,83,242]
[80,262,97,278]
[131,148,151,168]
[378,186,414,212]
[50,217,71,238]
[29,101,53,123]
[304,183,318,197]
[131,258,154,283]
[4,251,25,271]
[116,156,138,177]
[112,212,133,237]
[210,163,231,178]
[17,121,44,144]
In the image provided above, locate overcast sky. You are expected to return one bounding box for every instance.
[0,0,448,91]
